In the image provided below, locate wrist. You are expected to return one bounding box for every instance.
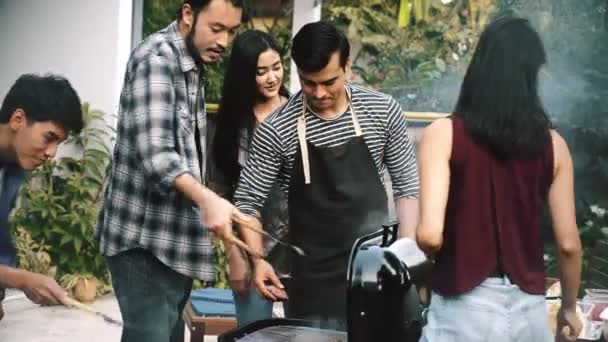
[250,256,265,269]
[7,268,28,290]
[196,187,215,207]
[561,299,578,310]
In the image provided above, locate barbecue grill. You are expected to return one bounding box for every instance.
[219,222,429,342]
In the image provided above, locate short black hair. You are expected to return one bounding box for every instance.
[176,0,247,21]
[0,74,83,134]
[291,21,350,73]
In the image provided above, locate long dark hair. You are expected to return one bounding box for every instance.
[212,30,289,198]
[454,17,552,159]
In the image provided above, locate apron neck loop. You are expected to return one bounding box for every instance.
[297,85,361,185]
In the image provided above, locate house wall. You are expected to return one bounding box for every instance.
[0,0,134,127]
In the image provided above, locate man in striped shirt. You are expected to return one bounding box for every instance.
[234,22,420,329]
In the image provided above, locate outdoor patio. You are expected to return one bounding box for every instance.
[1,0,607,341]
[0,290,217,342]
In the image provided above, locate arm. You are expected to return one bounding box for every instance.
[233,121,286,299]
[175,173,235,239]
[130,57,233,237]
[548,131,582,309]
[130,56,191,194]
[547,131,582,340]
[233,121,284,254]
[395,198,419,239]
[0,264,21,289]
[383,97,421,238]
[415,118,452,256]
[0,265,66,305]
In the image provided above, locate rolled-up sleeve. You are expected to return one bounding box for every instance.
[129,56,191,193]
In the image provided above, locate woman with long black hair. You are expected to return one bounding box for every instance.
[210,29,289,327]
[416,18,583,341]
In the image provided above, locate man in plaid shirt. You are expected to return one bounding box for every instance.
[96,1,244,341]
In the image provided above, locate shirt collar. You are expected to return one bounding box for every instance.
[165,21,202,74]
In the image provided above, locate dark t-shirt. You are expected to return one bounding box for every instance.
[0,162,27,267]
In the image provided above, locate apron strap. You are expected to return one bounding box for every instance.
[297,87,360,185]
[297,102,312,184]
[349,100,362,137]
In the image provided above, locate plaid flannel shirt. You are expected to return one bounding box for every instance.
[96,21,214,280]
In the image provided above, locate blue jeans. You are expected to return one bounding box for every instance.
[107,249,193,342]
[233,285,273,327]
[420,276,553,342]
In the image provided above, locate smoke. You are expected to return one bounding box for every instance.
[520,0,608,122]
[398,0,608,121]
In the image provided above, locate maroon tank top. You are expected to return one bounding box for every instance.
[430,115,554,296]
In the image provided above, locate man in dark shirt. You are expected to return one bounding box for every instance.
[0,74,84,320]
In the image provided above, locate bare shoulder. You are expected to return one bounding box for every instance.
[550,130,568,150]
[422,117,453,142]
[418,117,453,161]
[550,129,572,172]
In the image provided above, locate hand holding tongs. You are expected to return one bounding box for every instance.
[232,213,307,257]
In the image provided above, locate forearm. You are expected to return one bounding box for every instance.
[238,215,265,263]
[175,172,214,206]
[557,244,582,308]
[0,265,23,289]
[396,197,420,239]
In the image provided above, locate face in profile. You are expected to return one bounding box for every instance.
[183,0,243,64]
[255,49,284,100]
[8,109,67,170]
[298,51,350,113]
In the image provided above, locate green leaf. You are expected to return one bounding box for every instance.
[60,235,72,246]
[74,239,82,253]
[51,226,66,235]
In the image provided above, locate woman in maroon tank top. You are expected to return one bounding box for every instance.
[416,18,582,342]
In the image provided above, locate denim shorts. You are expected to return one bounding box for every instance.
[420,276,553,342]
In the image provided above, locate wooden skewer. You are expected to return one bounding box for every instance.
[62,296,123,326]
[62,296,97,314]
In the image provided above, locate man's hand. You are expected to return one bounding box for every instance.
[198,188,236,241]
[17,271,67,305]
[252,259,286,301]
[557,305,582,341]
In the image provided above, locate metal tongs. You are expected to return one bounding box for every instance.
[232,213,307,257]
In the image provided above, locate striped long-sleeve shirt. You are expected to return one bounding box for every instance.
[234,84,419,219]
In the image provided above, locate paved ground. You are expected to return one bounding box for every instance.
[0,290,217,342]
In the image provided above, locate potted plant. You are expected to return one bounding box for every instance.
[60,273,98,303]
